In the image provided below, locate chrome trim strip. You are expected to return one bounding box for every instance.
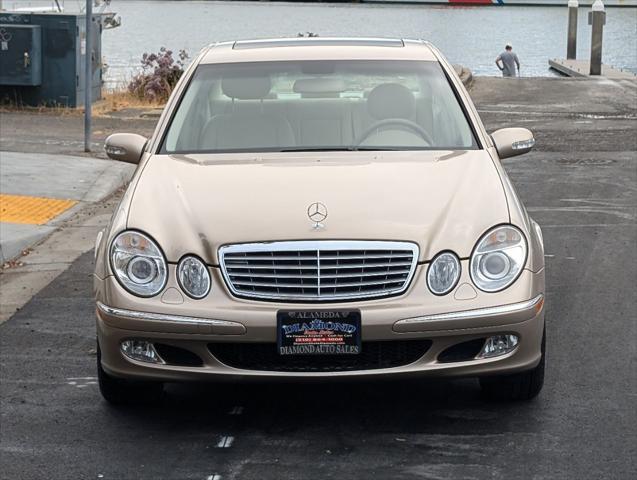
[396,294,544,325]
[96,302,244,328]
[218,240,419,302]
[233,38,404,50]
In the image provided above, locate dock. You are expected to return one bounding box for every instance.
[549,58,637,79]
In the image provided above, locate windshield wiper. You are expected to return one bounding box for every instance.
[350,147,402,151]
[279,147,402,152]
[278,147,357,152]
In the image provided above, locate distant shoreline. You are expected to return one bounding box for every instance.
[180,0,637,7]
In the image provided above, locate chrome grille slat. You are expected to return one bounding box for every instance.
[233,281,319,288]
[219,241,419,302]
[314,270,411,279]
[229,272,320,279]
[317,278,406,288]
[319,262,413,269]
[226,255,319,261]
[319,254,412,260]
[232,278,406,289]
[226,264,319,270]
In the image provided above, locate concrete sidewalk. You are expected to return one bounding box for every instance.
[0,152,134,322]
[0,151,134,264]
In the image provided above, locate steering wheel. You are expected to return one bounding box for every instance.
[355,118,435,147]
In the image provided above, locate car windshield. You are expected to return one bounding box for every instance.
[162,60,477,154]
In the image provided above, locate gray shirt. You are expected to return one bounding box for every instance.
[497,51,520,77]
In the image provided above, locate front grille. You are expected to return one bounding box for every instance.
[208,340,432,372]
[219,241,418,302]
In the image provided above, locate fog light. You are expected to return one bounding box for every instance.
[120,340,163,364]
[476,334,519,359]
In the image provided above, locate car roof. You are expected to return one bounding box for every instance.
[200,38,439,64]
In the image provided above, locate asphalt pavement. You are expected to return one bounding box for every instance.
[0,110,158,158]
[1,77,636,480]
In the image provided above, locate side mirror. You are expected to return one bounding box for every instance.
[491,128,535,159]
[104,133,148,164]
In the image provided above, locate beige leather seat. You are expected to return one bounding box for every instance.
[357,83,430,147]
[288,78,354,147]
[200,76,295,150]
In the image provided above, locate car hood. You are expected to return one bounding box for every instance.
[127,150,509,264]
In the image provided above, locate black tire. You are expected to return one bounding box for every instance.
[97,344,164,405]
[479,327,545,401]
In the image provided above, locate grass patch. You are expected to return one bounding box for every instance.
[0,102,80,116]
[0,88,165,117]
[93,89,165,116]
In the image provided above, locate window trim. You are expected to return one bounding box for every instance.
[158,59,481,155]
[437,61,483,150]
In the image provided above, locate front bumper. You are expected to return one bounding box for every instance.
[95,264,545,382]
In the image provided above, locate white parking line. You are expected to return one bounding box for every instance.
[66,377,98,388]
[206,475,222,480]
[541,223,634,228]
[228,406,244,416]
[527,206,634,221]
[216,436,234,448]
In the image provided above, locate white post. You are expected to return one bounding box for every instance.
[567,0,578,60]
[589,0,605,76]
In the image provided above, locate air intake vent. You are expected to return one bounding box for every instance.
[208,340,432,372]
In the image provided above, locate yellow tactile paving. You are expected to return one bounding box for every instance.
[0,194,77,225]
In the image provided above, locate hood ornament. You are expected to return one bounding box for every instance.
[307,202,328,229]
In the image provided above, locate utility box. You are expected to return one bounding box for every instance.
[0,25,42,86]
[0,12,104,107]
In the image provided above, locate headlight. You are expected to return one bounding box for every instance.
[110,231,167,297]
[427,251,461,295]
[470,225,527,292]
[177,255,211,299]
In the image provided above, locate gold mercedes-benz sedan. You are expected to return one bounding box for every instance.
[95,38,545,404]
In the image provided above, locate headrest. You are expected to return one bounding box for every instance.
[293,78,346,95]
[367,83,415,120]
[222,75,272,100]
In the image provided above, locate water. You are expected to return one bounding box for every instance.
[9,1,637,83]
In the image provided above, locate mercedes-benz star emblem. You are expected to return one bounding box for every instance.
[307,202,328,229]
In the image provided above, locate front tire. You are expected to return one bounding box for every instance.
[479,327,545,401]
[97,344,164,405]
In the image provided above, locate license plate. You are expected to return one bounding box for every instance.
[277,310,361,355]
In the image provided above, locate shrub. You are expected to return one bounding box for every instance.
[128,47,188,102]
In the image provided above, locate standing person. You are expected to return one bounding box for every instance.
[495,44,520,77]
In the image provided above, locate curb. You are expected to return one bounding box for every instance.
[0,152,135,264]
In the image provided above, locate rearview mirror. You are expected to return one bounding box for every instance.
[491,128,535,160]
[104,133,148,164]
